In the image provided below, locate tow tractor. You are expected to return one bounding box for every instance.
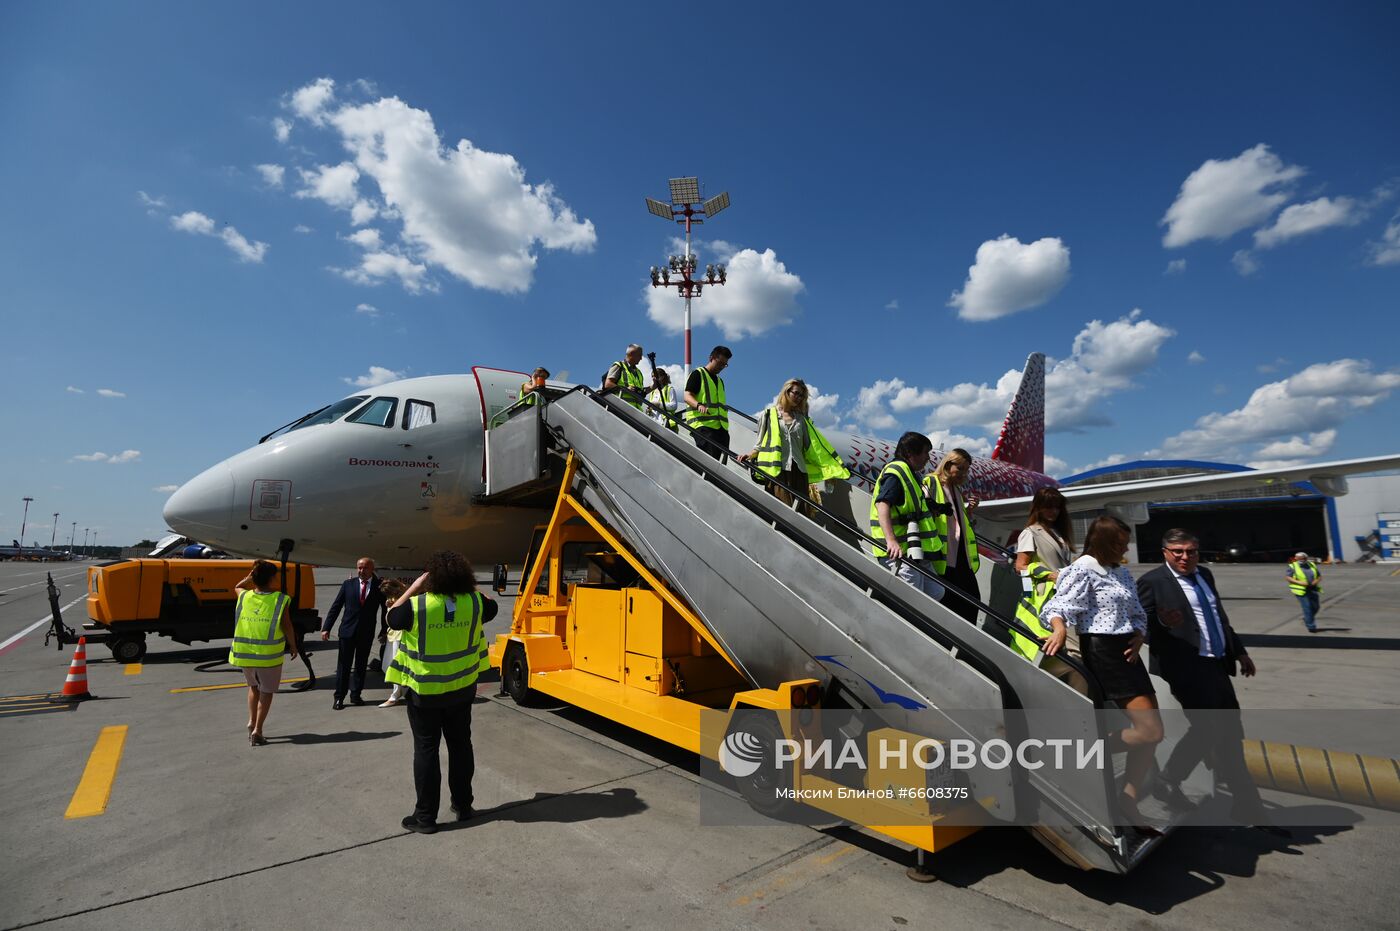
[46,552,319,663]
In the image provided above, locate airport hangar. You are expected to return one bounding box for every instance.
[1055,460,1400,564]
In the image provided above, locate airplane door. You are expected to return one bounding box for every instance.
[472,366,530,427]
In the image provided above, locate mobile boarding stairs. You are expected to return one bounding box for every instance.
[481,385,1186,873]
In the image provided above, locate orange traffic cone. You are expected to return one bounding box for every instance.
[60,636,93,702]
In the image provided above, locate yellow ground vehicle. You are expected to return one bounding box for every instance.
[490,456,982,862]
[85,559,320,663]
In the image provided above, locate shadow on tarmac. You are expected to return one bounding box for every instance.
[1240,631,1396,651]
[440,787,648,830]
[831,801,1358,916]
[270,730,401,745]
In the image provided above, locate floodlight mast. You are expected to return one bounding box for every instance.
[644,177,730,370]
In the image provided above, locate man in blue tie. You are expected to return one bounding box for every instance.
[1137,529,1290,839]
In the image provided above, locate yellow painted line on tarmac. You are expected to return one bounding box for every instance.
[0,701,76,716]
[65,726,129,819]
[1390,566,1400,577]
[169,676,308,694]
[0,693,53,703]
[123,663,143,676]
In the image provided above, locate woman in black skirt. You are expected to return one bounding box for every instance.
[1042,516,1164,832]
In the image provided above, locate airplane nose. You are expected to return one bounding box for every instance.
[163,464,235,544]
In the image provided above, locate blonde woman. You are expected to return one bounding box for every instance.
[738,379,849,518]
[922,448,981,623]
[377,578,410,707]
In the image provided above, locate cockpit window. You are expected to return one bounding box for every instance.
[404,400,436,429]
[347,396,398,427]
[261,395,368,441]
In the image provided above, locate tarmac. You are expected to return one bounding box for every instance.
[1,559,1398,930]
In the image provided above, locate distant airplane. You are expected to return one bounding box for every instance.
[164,357,1400,567]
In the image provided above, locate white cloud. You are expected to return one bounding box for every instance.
[171,211,215,235]
[343,365,404,388]
[1158,360,1400,462]
[1187,350,1206,365]
[153,484,180,493]
[645,247,803,339]
[852,379,904,431]
[885,299,899,310]
[1258,356,1289,374]
[295,162,370,221]
[293,224,313,234]
[806,384,840,430]
[1253,196,1363,249]
[849,312,1174,436]
[170,210,268,263]
[280,82,596,294]
[1165,259,1187,275]
[137,190,167,209]
[355,302,380,316]
[948,235,1070,321]
[1043,454,1070,476]
[66,385,83,394]
[925,430,992,459]
[1250,430,1338,468]
[1161,144,1305,248]
[289,77,336,125]
[1232,249,1259,276]
[273,117,292,144]
[255,164,286,188]
[1069,453,1130,475]
[1368,214,1400,266]
[96,388,126,398]
[346,228,382,250]
[336,251,433,292]
[71,450,141,464]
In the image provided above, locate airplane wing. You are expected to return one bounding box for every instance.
[975,453,1400,524]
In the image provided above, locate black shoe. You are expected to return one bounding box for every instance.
[450,804,474,822]
[349,695,366,706]
[368,659,382,673]
[401,815,437,835]
[290,679,315,692]
[1152,777,1195,813]
[333,699,345,710]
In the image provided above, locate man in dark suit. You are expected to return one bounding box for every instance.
[1138,528,1288,838]
[322,557,388,709]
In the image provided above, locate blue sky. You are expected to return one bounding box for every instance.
[2,1,1398,547]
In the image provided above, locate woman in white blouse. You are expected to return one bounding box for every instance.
[1042,515,1164,833]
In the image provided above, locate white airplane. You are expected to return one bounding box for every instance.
[164,359,1400,567]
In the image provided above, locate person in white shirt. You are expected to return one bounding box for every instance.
[1043,515,1164,834]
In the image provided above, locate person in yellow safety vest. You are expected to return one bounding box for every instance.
[646,367,681,432]
[230,560,298,747]
[519,366,550,407]
[869,431,945,600]
[922,448,981,623]
[386,550,497,834]
[1010,488,1076,655]
[684,345,732,461]
[1286,551,1323,633]
[739,379,850,520]
[604,344,646,410]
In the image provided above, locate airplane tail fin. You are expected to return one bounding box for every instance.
[991,352,1046,474]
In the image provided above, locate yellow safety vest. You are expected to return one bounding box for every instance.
[228,590,288,668]
[519,382,540,407]
[685,367,728,430]
[1010,559,1056,660]
[752,408,851,484]
[1286,561,1323,596]
[869,461,941,560]
[610,361,645,410]
[386,592,489,696]
[922,475,980,575]
[648,385,679,432]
